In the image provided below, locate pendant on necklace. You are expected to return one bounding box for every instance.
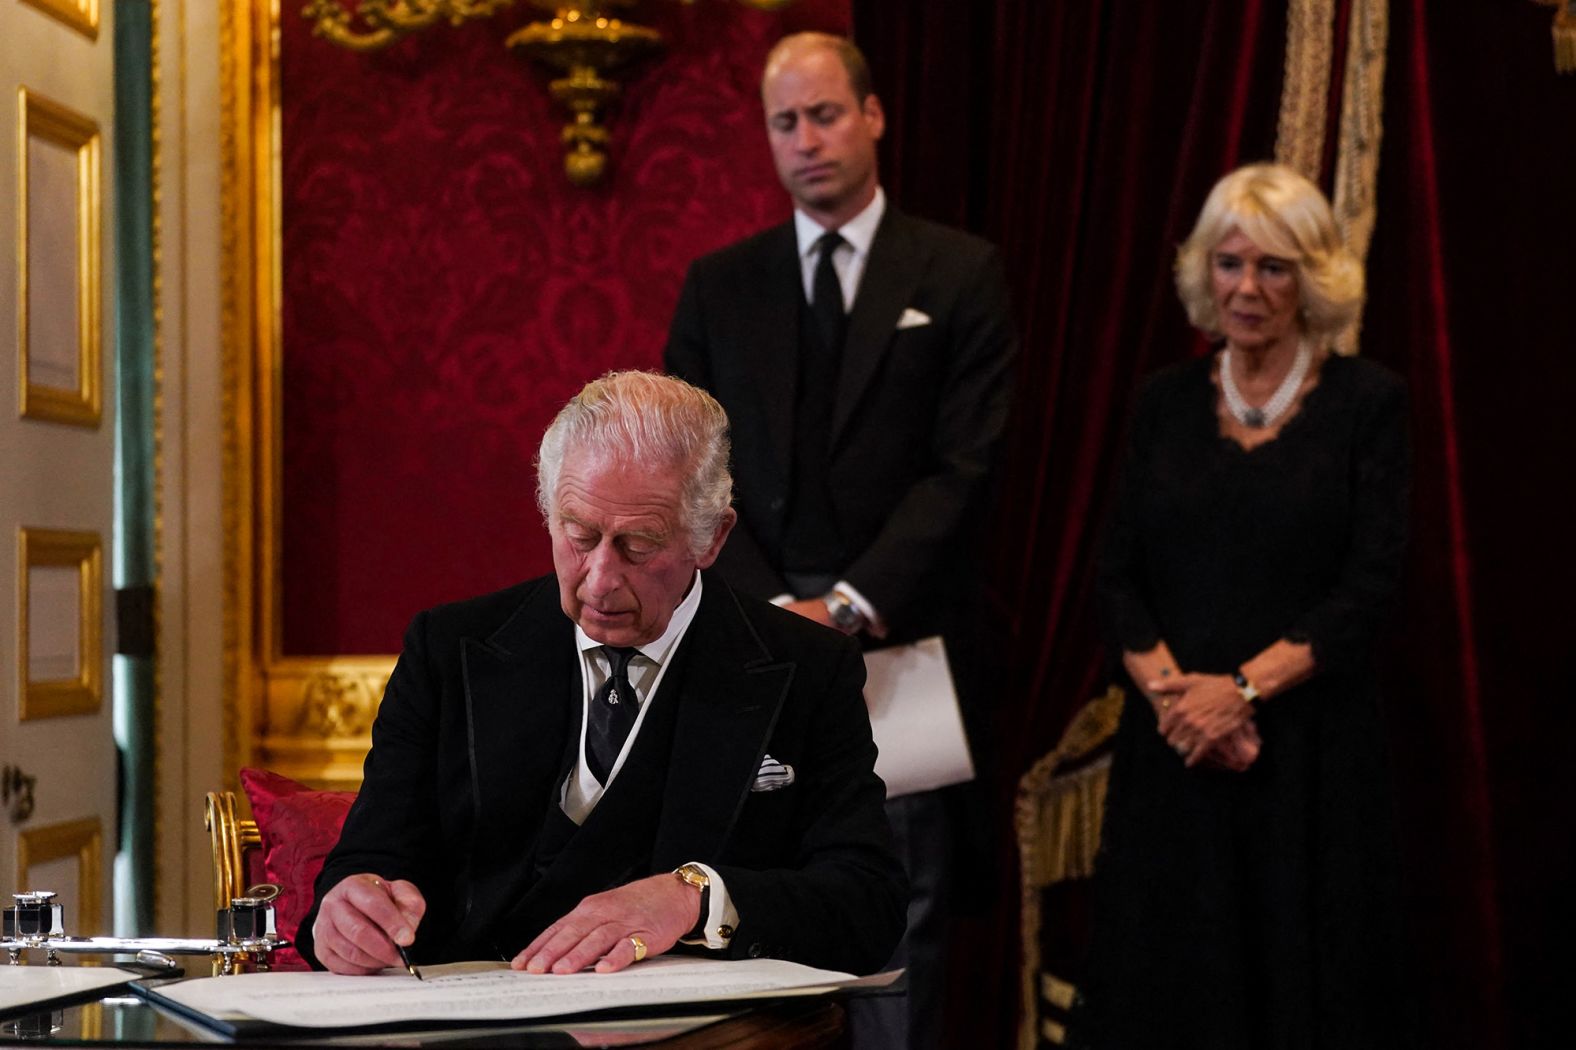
[1243,408,1265,428]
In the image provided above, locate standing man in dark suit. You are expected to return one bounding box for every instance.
[664,32,1018,1050]
[299,371,905,979]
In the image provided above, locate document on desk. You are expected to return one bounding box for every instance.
[863,636,976,798]
[0,966,141,1017]
[147,957,868,1031]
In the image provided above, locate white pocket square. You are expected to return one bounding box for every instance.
[896,307,932,330]
[751,754,795,792]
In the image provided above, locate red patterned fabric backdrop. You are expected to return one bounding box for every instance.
[280,1,848,655]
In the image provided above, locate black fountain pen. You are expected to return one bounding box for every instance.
[396,942,423,981]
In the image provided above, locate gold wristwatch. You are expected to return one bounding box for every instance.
[673,863,712,941]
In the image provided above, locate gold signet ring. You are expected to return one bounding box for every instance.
[629,935,648,962]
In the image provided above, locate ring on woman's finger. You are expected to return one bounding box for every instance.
[629,935,647,962]
[1174,742,1189,756]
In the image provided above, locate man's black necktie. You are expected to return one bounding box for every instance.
[784,230,848,573]
[587,646,639,785]
[812,231,847,350]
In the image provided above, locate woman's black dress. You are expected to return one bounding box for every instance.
[1079,353,1410,1049]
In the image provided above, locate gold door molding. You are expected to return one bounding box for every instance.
[16,817,103,934]
[19,0,100,40]
[17,88,103,427]
[17,527,103,719]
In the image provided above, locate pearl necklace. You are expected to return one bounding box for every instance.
[1220,343,1311,429]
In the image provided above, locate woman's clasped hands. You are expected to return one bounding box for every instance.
[1150,672,1261,772]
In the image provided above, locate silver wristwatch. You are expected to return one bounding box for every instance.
[823,590,866,632]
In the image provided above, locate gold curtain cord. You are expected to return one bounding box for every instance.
[1275,0,1336,180]
[1556,2,1576,72]
[1330,0,1390,356]
[1275,0,1389,357]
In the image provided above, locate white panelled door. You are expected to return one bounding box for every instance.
[0,0,119,940]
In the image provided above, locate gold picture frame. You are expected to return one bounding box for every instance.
[220,0,396,789]
[17,88,103,427]
[18,527,104,720]
[18,0,101,40]
[16,817,103,934]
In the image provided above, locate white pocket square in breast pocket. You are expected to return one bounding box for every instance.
[896,307,932,330]
[751,754,795,792]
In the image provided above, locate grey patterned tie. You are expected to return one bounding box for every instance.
[586,646,639,784]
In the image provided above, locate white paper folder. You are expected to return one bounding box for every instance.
[862,636,975,799]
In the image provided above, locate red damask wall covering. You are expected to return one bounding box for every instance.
[280,2,848,654]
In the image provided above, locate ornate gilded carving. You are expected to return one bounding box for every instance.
[254,660,395,788]
[301,0,518,52]
[295,669,381,737]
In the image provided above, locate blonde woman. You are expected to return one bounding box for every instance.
[1079,164,1410,1047]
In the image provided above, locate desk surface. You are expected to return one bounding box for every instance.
[0,992,846,1048]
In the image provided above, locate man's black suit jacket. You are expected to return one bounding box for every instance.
[664,206,1017,651]
[296,573,906,976]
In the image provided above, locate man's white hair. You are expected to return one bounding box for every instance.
[536,371,733,555]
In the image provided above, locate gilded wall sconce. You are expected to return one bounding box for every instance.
[507,4,662,186]
[301,0,797,185]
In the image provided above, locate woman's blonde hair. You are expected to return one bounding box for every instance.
[1174,163,1363,339]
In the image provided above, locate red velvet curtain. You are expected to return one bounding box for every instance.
[1362,4,1576,1045]
[862,1,1573,1047]
[278,1,848,654]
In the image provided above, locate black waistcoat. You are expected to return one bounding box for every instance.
[783,296,846,573]
[442,641,689,962]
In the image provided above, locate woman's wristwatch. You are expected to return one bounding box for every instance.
[1232,669,1261,704]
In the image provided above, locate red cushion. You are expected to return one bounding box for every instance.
[238,767,355,971]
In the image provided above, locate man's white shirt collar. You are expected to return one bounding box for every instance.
[794,185,886,260]
[794,187,886,307]
[573,569,704,669]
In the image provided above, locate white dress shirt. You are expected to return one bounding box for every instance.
[562,571,738,949]
[778,188,888,634]
[793,185,886,311]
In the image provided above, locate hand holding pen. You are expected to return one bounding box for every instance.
[310,873,427,978]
